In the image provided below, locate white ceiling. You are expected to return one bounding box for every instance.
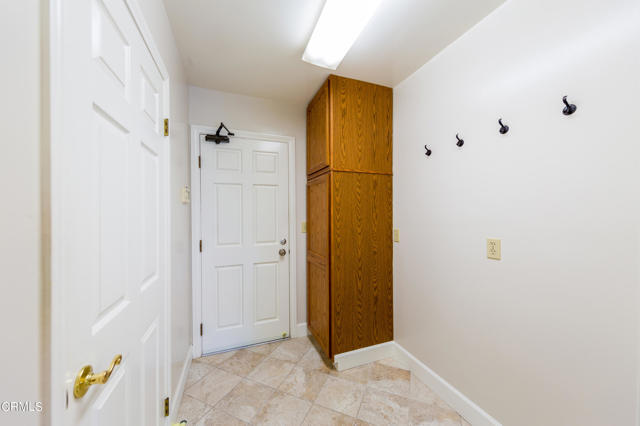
[163,0,506,104]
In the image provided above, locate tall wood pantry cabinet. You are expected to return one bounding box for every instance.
[306,75,393,360]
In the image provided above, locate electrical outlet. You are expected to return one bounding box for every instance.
[301,222,307,233]
[393,229,400,242]
[487,238,501,260]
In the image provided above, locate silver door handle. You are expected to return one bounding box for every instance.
[280,238,287,245]
[279,249,287,256]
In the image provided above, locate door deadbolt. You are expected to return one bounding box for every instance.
[280,238,287,245]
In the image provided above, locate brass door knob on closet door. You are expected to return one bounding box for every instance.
[73,354,122,398]
[279,249,287,256]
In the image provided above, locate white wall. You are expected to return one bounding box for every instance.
[138,0,191,400]
[393,0,640,425]
[189,86,308,325]
[0,1,45,425]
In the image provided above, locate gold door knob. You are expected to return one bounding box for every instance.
[279,248,286,256]
[73,354,122,398]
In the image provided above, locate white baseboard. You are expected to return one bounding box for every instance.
[292,322,309,338]
[170,344,193,423]
[333,341,396,371]
[329,341,501,425]
[393,343,501,426]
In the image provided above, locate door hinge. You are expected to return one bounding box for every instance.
[200,323,203,336]
[163,118,169,136]
[198,155,201,168]
[164,397,169,417]
[199,240,202,252]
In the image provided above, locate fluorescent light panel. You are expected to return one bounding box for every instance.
[302,0,382,70]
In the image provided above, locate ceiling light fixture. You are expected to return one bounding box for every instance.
[302,0,382,70]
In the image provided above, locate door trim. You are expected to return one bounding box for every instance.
[49,0,172,423]
[190,125,298,358]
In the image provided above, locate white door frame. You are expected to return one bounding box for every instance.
[49,0,173,423]
[190,125,298,358]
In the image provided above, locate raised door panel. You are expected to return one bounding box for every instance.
[307,258,330,358]
[307,80,330,175]
[331,172,393,355]
[307,171,331,358]
[307,172,330,260]
[330,76,392,174]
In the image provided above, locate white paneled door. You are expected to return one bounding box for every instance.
[54,0,168,424]
[200,135,290,353]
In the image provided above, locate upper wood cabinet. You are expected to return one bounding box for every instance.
[307,80,330,175]
[306,75,393,176]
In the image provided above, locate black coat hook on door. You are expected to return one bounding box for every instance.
[424,145,432,156]
[498,118,509,134]
[455,134,464,147]
[562,96,577,115]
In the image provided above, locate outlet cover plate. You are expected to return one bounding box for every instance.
[487,238,501,260]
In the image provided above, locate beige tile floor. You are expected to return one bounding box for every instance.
[178,336,470,425]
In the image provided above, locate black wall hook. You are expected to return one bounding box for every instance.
[424,145,432,156]
[498,118,509,134]
[455,134,464,147]
[562,96,577,115]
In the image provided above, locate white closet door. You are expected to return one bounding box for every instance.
[56,0,169,424]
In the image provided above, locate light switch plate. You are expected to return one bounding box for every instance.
[181,185,191,204]
[487,238,501,260]
[301,222,307,233]
[393,229,400,242]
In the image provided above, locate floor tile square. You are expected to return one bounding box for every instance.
[248,357,296,388]
[186,362,214,388]
[279,366,329,401]
[217,379,275,422]
[218,349,266,377]
[270,337,313,362]
[185,367,242,406]
[315,376,365,417]
[253,391,312,425]
[175,395,210,424]
[367,361,411,396]
[298,347,332,373]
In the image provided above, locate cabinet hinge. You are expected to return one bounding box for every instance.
[163,118,169,137]
[199,240,202,252]
[164,397,169,417]
[198,155,201,168]
[200,323,203,336]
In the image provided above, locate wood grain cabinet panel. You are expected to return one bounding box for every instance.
[331,172,393,355]
[307,258,330,357]
[330,75,392,175]
[307,173,330,259]
[306,75,393,360]
[307,80,330,175]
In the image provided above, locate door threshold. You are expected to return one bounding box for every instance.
[202,336,290,357]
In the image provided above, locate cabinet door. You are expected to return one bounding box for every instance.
[331,171,393,355]
[307,80,330,175]
[330,76,392,174]
[307,258,330,357]
[307,172,331,357]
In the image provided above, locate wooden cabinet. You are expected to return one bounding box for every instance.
[306,75,393,359]
[307,80,330,175]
